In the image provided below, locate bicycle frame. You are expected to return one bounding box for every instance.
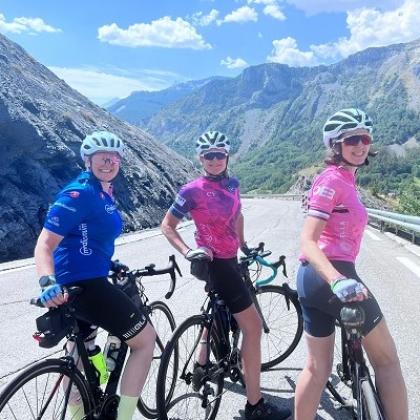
[327,305,385,418]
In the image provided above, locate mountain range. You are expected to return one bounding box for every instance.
[0,33,195,262]
[109,39,420,194]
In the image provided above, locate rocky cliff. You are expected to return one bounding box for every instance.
[0,33,195,262]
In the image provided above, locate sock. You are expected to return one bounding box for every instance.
[117,395,138,420]
[247,397,264,408]
[68,403,85,420]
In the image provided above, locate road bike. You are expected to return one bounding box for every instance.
[156,244,302,420]
[0,255,181,420]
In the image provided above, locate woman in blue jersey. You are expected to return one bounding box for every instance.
[34,131,155,420]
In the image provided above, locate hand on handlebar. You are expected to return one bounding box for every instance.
[331,278,368,303]
[240,242,251,256]
[39,284,68,308]
[185,247,213,262]
[110,259,129,275]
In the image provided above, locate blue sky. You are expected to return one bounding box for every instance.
[1,0,418,105]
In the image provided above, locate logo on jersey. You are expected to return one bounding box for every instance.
[47,216,60,227]
[54,202,76,212]
[175,194,186,207]
[68,191,80,198]
[105,204,117,214]
[79,223,92,256]
[314,186,335,200]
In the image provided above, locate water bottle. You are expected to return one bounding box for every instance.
[104,335,121,372]
[87,345,109,384]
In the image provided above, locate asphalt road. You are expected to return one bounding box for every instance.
[0,198,419,419]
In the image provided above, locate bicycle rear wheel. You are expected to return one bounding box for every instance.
[359,379,384,420]
[137,300,177,419]
[156,314,224,420]
[0,358,92,419]
[255,285,303,370]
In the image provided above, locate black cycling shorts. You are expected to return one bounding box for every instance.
[297,261,383,338]
[68,277,148,341]
[208,257,253,314]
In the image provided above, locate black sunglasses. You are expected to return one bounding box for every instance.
[337,134,372,146]
[202,151,228,161]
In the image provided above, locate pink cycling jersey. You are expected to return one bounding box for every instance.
[301,165,368,263]
[170,176,241,259]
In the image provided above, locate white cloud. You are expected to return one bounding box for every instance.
[0,13,61,34]
[220,56,249,69]
[221,6,258,24]
[267,37,317,66]
[258,32,263,38]
[263,4,286,20]
[267,0,420,66]
[285,0,403,15]
[312,0,420,61]
[190,9,219,26]
[48,66,182,105]
[98,16,211,49]
[247,0,286,20]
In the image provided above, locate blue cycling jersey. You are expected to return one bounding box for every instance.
[44,171,123,285]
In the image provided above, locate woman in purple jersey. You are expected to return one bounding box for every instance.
[161,130,291,420]
[34,131,155,420]
[294,109,408,420]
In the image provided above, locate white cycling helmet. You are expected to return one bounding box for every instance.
[323,108,373,148]
[195,130,230,155]
[80,131,125,160]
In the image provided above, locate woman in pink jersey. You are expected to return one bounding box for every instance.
[294,109,408,420]
[161,131,291,420]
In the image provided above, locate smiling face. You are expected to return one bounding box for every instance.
[87,151,121,183]
[336,128,372,168]
[199,148,228,176]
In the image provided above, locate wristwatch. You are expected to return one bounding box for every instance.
[39,275,57,288]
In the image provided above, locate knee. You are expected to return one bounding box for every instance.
[127,323,156,352]
[240,314,262,339]
[369,346,401,371]
[304,359,332,386]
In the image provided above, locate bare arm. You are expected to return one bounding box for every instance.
[300,216,344,285]
[161,211,191,257]
[34,228,64,276]
[235,211,246,247]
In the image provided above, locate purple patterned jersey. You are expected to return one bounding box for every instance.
[170,176,241,258]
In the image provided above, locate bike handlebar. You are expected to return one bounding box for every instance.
[110,255,182,300]
[239,242,288,287]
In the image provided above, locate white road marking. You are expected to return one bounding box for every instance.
[0,264,35,275]
[396,257,420,278]
[365,229,380,241]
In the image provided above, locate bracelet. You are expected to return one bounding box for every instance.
[330,275,347,291]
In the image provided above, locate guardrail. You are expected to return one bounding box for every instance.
[241,193,302,200]
[367,208,420,243]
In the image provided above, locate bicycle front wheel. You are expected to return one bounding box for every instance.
[255,285,303,370]
[137,300,177,419]
[156,314,224,420]
[0,358,92,420]
[359,379,384,420]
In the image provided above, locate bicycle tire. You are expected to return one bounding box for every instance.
[137,300,177,419]
[156,314,224,420]
[255,285,303,370]
[360,379,384,420]
[0,358,92,419]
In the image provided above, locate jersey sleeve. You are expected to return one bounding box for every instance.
[44,189,91,236]
[169,186,195,220]
[307,174,341,221]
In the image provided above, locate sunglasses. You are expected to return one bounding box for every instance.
[337,135,372,146]
[202,151,228,161]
